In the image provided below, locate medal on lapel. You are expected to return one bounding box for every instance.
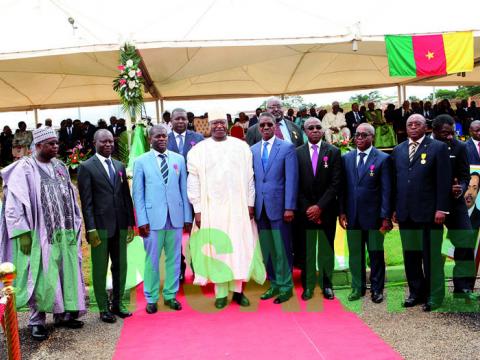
[421,153,427,164]
[323,156,329,168]
[118,170,124,183]
[369,164,375,176]
[173,163,180,175]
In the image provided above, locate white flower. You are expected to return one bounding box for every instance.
[126,59,133,67]
[128,80,136,89]
[128,70,136,78]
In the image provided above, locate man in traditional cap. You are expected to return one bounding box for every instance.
[0,127,86,341]
[322,101,349,143]
[187,110,266,309]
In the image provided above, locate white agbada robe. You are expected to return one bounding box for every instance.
[187,137,266,286]
[321,111,349,143]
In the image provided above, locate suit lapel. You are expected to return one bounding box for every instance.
[92,156,114,189]
[168,133,180,154]
[358,148,377,182]
[265,139,280,174]
[183,131,191,157]
[410,137,430,165]
[315,141,328,178]
[151,151,166,186]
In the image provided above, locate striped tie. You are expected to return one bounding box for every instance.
[158,153,169,183]
[409,141,418,162]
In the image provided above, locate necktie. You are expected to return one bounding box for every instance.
[311,144,319,176]
[274,121,284,140]
[177,134,184,153]
[357,152,367,177]
[105,159,115,186]
[409,142,418,162]
[261,142,269,171]
[159,153,169,183]
[355,112,360,122]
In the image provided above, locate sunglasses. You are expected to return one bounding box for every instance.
[259,122,274,128]
[355,132,371,139]
[306,125,322,131]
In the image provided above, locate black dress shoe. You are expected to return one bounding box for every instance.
[301,289,314,301]
[30,325,48,341]
[260,288,279,300]
[164,298,182,311]
[146,303,158,314]
[54,319,84,329]
[323,288,335,300]
[232,292,250,307]
[215,297,228,309]
[348,289,363,301]
[371,292,384,304]
[273,290,293,304]
[403,296,423,308]
[110,306,133,318]
[423,302,441,312]
[100,311,117,323]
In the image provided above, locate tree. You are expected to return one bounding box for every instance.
[259,95,316,110]
[408,95,420,102]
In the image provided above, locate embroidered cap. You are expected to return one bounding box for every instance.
[33,127,57,145]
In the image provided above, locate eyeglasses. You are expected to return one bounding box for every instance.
[259,122,274,128]
[306,125,322,131]
[355,132,372,139]
[267,105,282,109]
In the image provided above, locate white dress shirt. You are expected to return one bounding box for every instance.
[173,130,186,150]
[356,146,373,166]
[152,149,169,170]
[261,136,275,159]
[96,153,115,178]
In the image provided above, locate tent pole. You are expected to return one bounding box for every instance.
[402,86,407,104]
[155,99,160,124]
[160,99,164,122]
[397,85,402,106]
[34,109,39,127]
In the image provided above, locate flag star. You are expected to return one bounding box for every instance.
[426,51,435,60]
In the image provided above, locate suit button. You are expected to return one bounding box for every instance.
[407,180,410,183]
[408,168,411,171]
[263,179,266,183]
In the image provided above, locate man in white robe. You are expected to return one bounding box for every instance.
[187,111,266,309]
[322,101,350,143]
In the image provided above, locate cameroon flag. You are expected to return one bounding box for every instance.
[385,31,473,77]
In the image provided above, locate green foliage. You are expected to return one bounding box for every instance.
[349,91,382,105]
[112,43,145,120]
[430,86,480,101]
[116,130,131,165]
[259,95,316,110]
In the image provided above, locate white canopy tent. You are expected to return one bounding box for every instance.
[1,0,479,113]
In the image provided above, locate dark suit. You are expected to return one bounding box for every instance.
[297,142,342,291]
[248,116,259,128]
[108,124,127,137]
[393,108,411,144]
[77,155,135,312]
[341,147,392,293]
[345,111,366,135]
[470,207,480,238]
[391,136,451,303]
[246,118,304,147]
[167,130,205,158]
[443,139,475,291]
[167,129,204,277]
[466,139,480,166]
[59,126,81,155]
[251,138,298,292]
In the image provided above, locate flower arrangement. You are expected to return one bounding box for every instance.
[113,43,145,121]
[332,136,353,154]
[65,144,91,170]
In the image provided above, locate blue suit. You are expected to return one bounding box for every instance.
[167,129,204,276]
[167,130,204,159]
[391,137,451,304]
[132,150,192,303]
[466,138,480,166]
[251,138,298,292]
[341,147,392,293]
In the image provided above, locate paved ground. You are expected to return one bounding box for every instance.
[2,282,480,359]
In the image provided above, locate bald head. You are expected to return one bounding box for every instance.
[470,120,480,141]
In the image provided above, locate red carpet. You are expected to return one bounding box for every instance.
[113,277,401,360]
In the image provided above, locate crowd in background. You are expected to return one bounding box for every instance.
[0,98,479,168]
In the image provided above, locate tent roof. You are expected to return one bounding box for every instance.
[1,0,480,111]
